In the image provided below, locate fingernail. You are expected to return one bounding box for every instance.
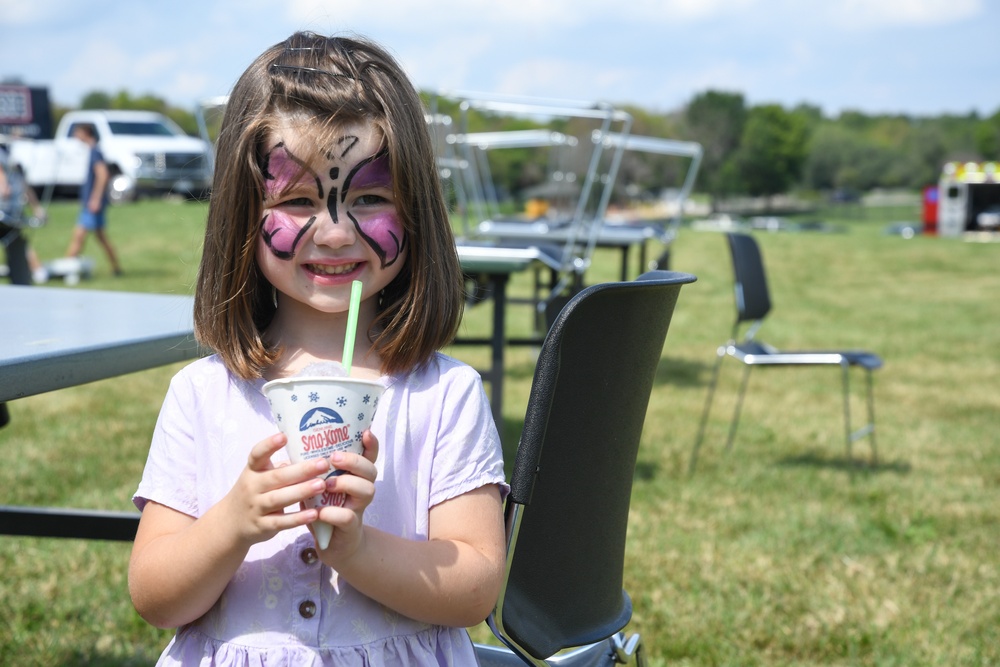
[314,459,330,471]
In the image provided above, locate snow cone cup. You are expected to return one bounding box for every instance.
[262,376,385,549]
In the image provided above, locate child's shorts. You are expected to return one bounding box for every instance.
[78,210,107,230]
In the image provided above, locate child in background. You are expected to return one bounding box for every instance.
[64,122,123,276]
[128,32,507,666]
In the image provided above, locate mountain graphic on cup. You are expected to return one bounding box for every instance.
[262,375,385,549]
[300,407,345,430]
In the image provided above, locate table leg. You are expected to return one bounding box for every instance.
[486,273,507,426]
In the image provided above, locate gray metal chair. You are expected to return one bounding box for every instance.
[690,232,882,472]
[474,270,696,666]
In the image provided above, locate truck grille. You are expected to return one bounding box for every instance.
[164,153,206,171]
[135,152,209,179]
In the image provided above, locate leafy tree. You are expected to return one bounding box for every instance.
[896,122,949,187]
[80,90,112,109]
[684,90,746,206]
[974,113,1000,160]
[734,104,809,201]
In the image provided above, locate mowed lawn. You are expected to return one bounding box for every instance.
[1,198,998,666]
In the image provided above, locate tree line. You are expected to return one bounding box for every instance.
[61,89,1000,205]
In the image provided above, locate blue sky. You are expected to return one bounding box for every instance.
[2,0,998,118]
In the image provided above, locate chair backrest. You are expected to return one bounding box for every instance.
[726,232,772,325]
[493,270,696,660]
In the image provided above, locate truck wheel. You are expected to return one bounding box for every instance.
[108,168,136,204]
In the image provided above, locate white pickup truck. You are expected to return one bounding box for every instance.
[8,109,213,202]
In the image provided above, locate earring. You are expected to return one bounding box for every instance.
[272,285,278,309]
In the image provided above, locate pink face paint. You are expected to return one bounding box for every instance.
[263,144,324,200]
[342,151,407,268]
[261,144,322,260]
[354,209,406,268]
[346,150,391,191]
[262,211,316,260]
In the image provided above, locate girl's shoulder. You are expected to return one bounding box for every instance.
[393,351,481,390]
[168,354,261,396]
[171,353,231,382]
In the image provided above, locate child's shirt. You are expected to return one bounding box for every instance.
[134,352,506,666]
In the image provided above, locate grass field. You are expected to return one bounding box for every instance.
[1,198,998,665]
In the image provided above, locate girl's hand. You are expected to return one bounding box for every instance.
[221,432,331,546]
[314,429,379,561]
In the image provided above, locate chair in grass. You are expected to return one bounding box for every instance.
[690,232,882,472]
[474,270,696,666]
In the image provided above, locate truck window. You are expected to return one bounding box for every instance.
[107,121,177,137]
[66,122,100,141]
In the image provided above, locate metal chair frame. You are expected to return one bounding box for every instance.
[691,232,882,471]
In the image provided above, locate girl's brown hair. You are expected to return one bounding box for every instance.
[194,32,463,379]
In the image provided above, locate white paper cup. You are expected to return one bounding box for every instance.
[262,376,385,548]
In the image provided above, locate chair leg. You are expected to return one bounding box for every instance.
[843,365,879,466]
[725,363,753,453]
[612,631,645,665]
[691,346,726,473]
[866,369,878,464]
[842,362,853,463]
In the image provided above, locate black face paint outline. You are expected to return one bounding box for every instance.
[260,143,322,260]
[340,148,408,269]
[323,135,359,226]
[259,135,407,268]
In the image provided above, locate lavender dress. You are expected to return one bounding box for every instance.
[134,353,506,666]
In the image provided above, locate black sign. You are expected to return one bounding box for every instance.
[0,86,53,140]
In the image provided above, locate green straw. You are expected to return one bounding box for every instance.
[342,280,363,375]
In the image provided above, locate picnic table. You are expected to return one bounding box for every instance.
[0,260,541,539]
[0,285,201,540]
[475,218,668,281]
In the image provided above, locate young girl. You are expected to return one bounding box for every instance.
[129,32,507,666]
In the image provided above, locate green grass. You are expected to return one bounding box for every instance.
[2,199,999,665]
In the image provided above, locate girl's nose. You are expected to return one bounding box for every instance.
[310,204,357,249]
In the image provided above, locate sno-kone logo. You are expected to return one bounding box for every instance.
[298,406,352,454]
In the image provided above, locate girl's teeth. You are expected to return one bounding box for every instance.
[310,263,356,275]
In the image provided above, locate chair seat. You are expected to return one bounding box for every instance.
[730,340,883,370]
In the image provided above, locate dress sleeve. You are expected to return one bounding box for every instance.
[427,363,508,508]
[132,369,201,517]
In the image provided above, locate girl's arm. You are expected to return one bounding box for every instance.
[340,486,505,627]
[128,433,331,628]
[318,445,506,627]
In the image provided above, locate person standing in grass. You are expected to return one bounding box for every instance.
[0,144,48,284]
[128,31,506,666]
[65,122,122,276]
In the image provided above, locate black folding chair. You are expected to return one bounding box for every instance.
[690,232,882,472]
[474,270,696,666]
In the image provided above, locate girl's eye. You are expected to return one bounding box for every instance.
[355,193,390,207]
[279,196,313,207]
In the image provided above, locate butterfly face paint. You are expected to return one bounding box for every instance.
[261,144,320,260]
[340,150,407,269]
[259,137,406,269]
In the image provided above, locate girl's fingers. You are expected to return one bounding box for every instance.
[247,433,287,471]
[328,449,377,483]
[258,505,319,535]
[323,474,375,510]
[361,429,379,463]
[257,458,332,509]
[262,476,327,513]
